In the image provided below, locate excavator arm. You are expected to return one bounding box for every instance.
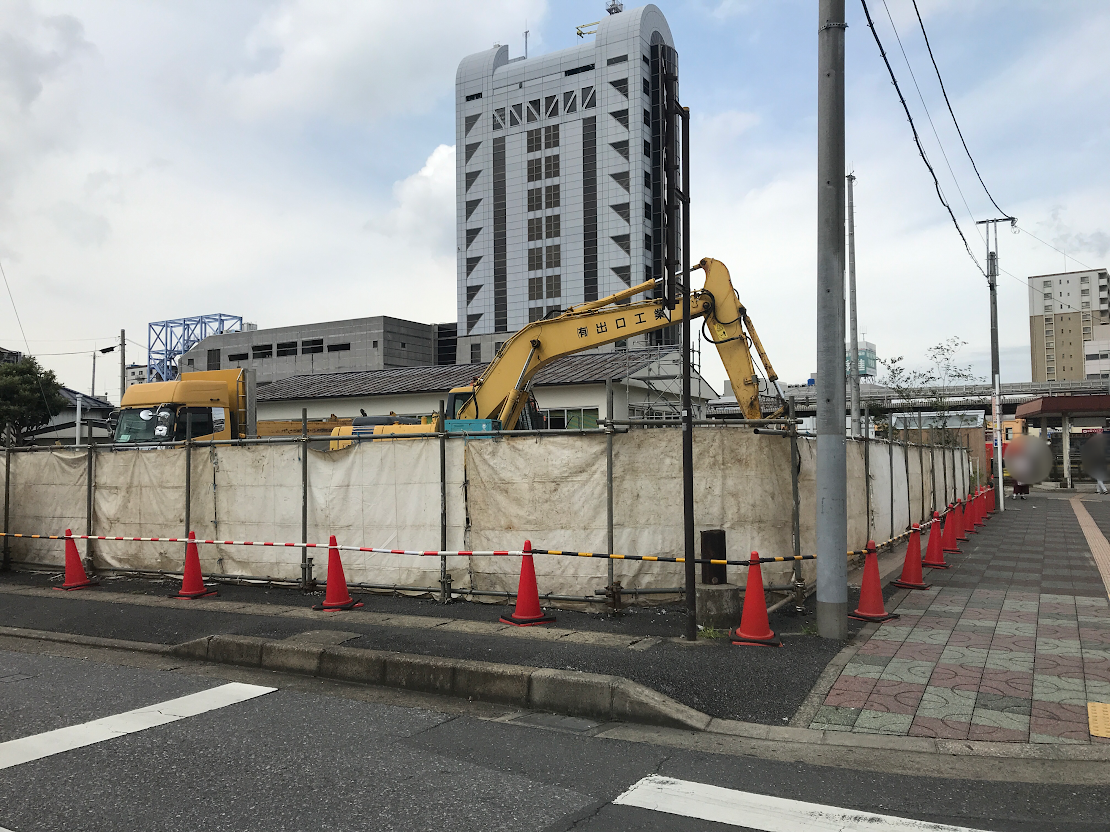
[451,258,781,429]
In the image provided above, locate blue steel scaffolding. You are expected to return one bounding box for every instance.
[147,314,243,382]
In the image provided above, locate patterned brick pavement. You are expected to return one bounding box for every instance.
[810,494,1110,743]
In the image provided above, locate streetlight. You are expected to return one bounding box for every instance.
[76,345,116,448]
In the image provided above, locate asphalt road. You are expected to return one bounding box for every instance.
[0,648,1105,831]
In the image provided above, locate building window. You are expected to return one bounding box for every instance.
[528,307,544,323]
[277,341,297,357]
[528,188,542,212]
[582,86,595,108]
[1083,302,1091,309]
[509,103,522,126]
[527,158,542,182]
[1082,288,1090,296]
[644,140,651,157]
[546,274,561,298]
[645,233,652,251]
[546,244,561,268]
[644,171,651,190]
[228,352,248,362]
[543,408,599,430]
[528,248,543,270]
[327,343,351,352]
[607,54,628,65]
[251,344,273,359]
[527,128,541,153]
[643,108,651,126]
[207,349,220,370]
[494,341,503,354]
[372,340,378,348]
[492,108,505,130]
[186,357,194,366]
[544,155,560,178]
[528,276,543,301]
[1082,276,1090,283]
[528,217,543,241]
[545,184,560,208]
[465,92,482,102]
[301,339,323,355]
[563,91,577,113]
[471,343,482,363]
[545,214,561,238]
[545,95,559,118]
[527,99,540,122]
[544,124,559,149]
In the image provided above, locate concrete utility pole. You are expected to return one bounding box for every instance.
[120,329,126,403]
[847,173,861,438]
[977,217,1013,511]
[816,0,848,639]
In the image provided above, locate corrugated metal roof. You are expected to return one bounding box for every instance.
[257,348,678,402]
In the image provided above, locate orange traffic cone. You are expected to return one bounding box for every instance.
[892,524,930,590]
[731,551,781,646]
[500,541,555,626]
[942,504,961,554]
[988,486,996,513]
[850,541,899,623]
[923,511,949,569]
[172,531,217,599]
[955,499,970,540]
[972,490,985,527]
[55,529,97,590]
[313,535,363,611]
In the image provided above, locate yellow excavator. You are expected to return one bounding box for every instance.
[443,257,782,432]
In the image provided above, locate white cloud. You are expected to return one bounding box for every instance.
[220,0,548,125]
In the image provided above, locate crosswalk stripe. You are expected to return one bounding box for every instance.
[613,775,994,831]
[0,683,275,771]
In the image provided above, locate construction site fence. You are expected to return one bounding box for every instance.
[1,424,971,607]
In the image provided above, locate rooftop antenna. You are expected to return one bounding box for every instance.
[524,24,528,58]
[607,0,624,13]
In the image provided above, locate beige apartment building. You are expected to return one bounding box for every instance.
[1028,268,1110,381]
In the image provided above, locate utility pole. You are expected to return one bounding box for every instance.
[119,329,126,403]
[816,0,848,639]
[977,216,1014,512]
[847,173,861,438]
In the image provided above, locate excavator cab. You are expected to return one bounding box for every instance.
[445,387,545,432]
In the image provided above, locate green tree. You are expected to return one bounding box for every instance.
[0,358,67,444]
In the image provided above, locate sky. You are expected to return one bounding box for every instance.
[1,0,1107,403]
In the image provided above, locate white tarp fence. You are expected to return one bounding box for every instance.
[2,431,971,600]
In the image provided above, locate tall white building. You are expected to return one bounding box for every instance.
[1027,268,1110,381]
[454,4,677,363]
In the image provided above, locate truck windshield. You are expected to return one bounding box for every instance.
[115,407,176,443]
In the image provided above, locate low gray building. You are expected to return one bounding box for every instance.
[179,317,457,385]
[256,348,716,425]
[25,388,114,445]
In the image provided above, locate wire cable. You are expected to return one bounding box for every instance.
[1015,226,1094,272]
[911,0,1011,220]
[859,0,985,277]
[881,0,983,243]
[0,258,61,438]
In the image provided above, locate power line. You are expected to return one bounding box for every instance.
[911,0,1011,220]
[1015,226,1094,272]
[0,258,62,439]
[880,0,983,243]
[859,0,985,277]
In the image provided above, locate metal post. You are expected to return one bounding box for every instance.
[245,369,258,438]
[942,439,949,506]
[1062,411,1072,489]
[119,329,126,403]
[847,173,861,438]
[300,408,310,589]
[85,440,94,569]
[930,443,937,515]
[3,444,11,571]
[75,390,82,449]
[438,400,450,604]
[889,437,895,541]
[977,218,1012,512]
[606,379,615,598]
[184,414,192,537]
[789,397,804,611]
[816,0,847,639]
[863,405,871,541]
[679,105,696,641]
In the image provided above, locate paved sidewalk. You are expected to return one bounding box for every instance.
[810,494,1110,743]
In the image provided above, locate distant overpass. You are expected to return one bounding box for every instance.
[710,378,1110,418]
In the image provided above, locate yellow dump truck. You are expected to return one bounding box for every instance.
[113,369,349,443]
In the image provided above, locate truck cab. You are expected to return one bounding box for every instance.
[113,370,245,444]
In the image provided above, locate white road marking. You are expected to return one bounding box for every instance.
[613,775,994,831]
[0,682,275,770]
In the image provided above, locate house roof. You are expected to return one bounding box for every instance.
[59,387,113,410]
[257,348,682,402]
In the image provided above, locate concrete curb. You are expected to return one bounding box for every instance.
[172,634,712,732]
[0,625,171,655]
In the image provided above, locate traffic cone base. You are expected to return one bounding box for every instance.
[312,535,361,612]
[730,552,780,647]
[313,597,363,611]
[892,525,931,591]
[500,543,555,627]
[851,540,900,623]
[57,530,98,590]
[171,531,217,599]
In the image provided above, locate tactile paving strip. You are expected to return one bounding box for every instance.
[1089,702,1110,739]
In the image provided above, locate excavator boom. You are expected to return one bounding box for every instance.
[450,258,780,429]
